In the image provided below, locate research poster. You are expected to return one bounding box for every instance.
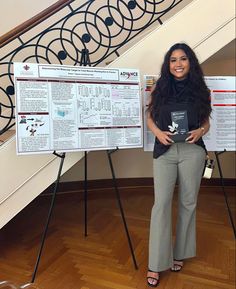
[14,63,143,155]
[143,75,236,152]
[204,76,236,151]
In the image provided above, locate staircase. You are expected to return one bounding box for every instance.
[0,138,84,228]
[0,0,235,229]
[107,0,235,73]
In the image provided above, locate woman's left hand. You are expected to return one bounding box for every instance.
[185,128,204,143]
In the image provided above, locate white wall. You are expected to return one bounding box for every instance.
[0,1,59,35]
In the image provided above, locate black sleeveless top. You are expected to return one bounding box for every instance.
[153,78,206,158]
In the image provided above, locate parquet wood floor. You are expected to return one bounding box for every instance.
[0,185,235,289]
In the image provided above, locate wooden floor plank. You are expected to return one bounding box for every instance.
[0,186,235,288]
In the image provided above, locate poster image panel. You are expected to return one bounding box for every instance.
[14,63,143,155]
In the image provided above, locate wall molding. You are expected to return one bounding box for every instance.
[42,177,236,195]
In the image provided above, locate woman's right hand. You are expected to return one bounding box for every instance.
[146,113,174,145]
[156,130,174,145]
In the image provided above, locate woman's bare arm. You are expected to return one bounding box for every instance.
[185,118,210,143]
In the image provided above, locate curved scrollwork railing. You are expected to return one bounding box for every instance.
[0,0,185,135]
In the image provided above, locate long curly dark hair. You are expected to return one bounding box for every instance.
[148,43,211,124]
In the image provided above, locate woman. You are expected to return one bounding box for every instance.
[146,43,211,287]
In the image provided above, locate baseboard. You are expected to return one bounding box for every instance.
[42,177,236,195]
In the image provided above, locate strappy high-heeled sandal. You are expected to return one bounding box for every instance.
[170,259,184,272]
[147,269,160,287]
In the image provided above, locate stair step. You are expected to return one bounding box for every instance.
[0,130,15,145]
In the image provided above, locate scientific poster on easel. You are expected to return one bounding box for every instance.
[204,76,235,151]
[14,63,143,155]
[143,75,158,151]
[143,75,236,152]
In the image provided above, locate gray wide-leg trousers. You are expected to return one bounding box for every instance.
[148,143,206,272]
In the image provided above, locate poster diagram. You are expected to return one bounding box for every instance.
[14,63,143,155]
[143,75,236,152]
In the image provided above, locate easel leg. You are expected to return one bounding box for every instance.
[215,152,236,238]
[80,48,90,237]
[107,149,138,269]
[31,152,66,282]
[84,151,88,237]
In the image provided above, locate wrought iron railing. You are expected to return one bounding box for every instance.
[0,0,186,135]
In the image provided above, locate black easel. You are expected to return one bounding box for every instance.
[83,148,138,269]
[30,50,91,281]
[80,49,138,269]
[31,151,65,282]
[107,148,138,269]
[79,48,91,238]
[214,151,236,239]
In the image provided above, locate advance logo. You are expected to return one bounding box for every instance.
[119,69,139,82]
